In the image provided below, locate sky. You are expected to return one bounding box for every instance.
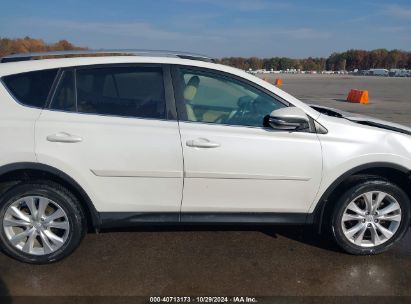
[0,0,410,58]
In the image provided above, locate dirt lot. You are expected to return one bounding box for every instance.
[0,74,410,299]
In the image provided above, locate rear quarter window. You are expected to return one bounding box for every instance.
[2,69,58,108]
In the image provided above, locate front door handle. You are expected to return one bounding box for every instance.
[186,138,220,148]
[47,132,83,143]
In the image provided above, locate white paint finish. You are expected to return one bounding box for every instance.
[183,178,315,213]
[179,122,323,213]
[309,114,411,213]
[81,176,183,212]
[0,84,40,166]
[35,110,184,212]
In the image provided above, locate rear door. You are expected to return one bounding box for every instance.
[35,64,183,217]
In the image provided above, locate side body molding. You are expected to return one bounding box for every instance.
[1,162,409,230]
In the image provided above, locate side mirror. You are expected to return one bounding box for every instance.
[267,107,310,131]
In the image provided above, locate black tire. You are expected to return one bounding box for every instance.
[331,179,410,255]
[0,181,86,264]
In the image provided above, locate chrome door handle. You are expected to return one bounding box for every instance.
[186,138,220,148]
[47,132,83,143]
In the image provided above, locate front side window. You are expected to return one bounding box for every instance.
[176,68,285,128]
[76,66,166,119]
[2,69,58,108]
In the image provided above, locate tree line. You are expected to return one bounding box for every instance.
[219,49,411,71]
[1,37,410,71]
[0,36,86,58]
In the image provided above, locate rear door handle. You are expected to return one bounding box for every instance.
[186,138,220,148]
[47,132,83,143]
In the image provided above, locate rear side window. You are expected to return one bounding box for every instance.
[76,66,166,119]
[2,69,58,108]
[50,70,76,111]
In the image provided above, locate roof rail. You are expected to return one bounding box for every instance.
[0,49,215,63]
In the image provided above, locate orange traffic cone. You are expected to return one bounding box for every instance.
[275,78,283,86]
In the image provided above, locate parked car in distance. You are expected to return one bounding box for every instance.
[367,68,389,76]
[0,50,410,264]
[389,69,410,77]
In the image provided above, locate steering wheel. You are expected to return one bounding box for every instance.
[224,96,257,124]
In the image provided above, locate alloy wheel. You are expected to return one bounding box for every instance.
[2,196,70,255]
[341,191,402,247]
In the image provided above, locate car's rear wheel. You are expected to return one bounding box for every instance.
[0,181,86,264]
[331,179,410,255]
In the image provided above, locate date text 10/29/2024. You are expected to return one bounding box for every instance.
[150,296,258,303]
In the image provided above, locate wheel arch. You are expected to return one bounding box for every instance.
[312,162,411,233]
[0,162,101,230]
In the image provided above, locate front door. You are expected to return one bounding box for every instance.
[172,66,322,217]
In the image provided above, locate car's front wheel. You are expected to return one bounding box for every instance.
[0,181,86,264]
[331,179,410,255]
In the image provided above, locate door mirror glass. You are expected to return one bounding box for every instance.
[268,107,310,131]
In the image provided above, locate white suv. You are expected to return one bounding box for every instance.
[0,50,410,264]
